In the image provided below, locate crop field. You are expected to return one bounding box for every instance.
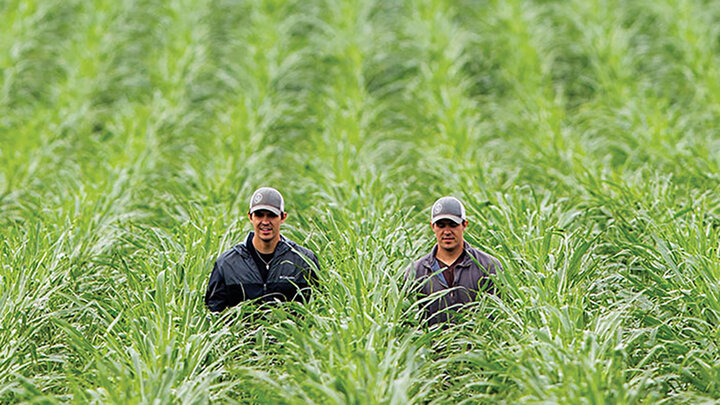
[2,0,720,403]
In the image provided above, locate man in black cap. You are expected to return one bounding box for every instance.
[405,196,502,325]
[205,187,320,312]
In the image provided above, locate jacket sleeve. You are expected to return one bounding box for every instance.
[205,261,227,312]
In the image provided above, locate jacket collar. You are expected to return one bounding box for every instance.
[421,241,473,270]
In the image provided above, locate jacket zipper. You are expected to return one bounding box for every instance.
[263,263,269,293]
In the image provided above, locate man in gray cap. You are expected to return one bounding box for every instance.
[405,196,502,325]
[205,187,320,312]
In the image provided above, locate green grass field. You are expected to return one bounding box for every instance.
[2,0,720,403]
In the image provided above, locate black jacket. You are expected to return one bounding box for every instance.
[405,242,501,325]
[205,232,319,312]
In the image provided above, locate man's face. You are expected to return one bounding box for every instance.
[248,210,286,242]
[431,219,467,252]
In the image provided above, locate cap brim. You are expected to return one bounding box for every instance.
[250,205,282,216]
[432,214,463,224]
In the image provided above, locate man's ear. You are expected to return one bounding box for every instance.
[248,212,253,220]
[281,212,288,222]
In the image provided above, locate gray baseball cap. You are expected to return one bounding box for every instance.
[431,196,466,224]
[249,187,285,216]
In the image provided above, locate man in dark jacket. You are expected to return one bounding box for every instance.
[405,196,502,325]
[205,187,319,312]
